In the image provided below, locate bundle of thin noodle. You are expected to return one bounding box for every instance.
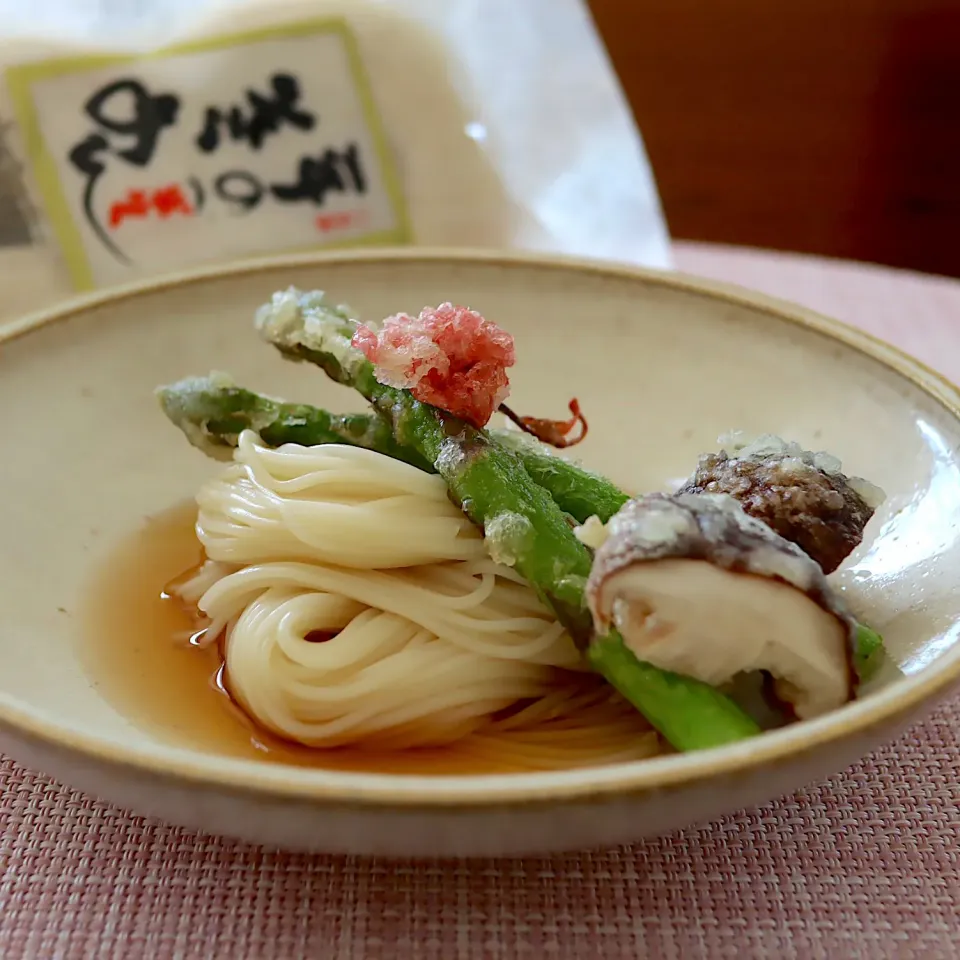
[170,432,658,762]
[158,289,888,756]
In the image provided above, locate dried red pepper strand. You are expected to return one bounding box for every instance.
[498,398,588,449]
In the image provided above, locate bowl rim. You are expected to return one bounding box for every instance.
[4,245,960,809]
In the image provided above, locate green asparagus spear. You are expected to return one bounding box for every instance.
[853,622,886,683]
[156,372,430,469]
[157,374,631,523]
[489,428,630,523]
[251,288,761,750]
[587,633,764,745]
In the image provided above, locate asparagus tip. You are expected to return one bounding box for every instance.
[155,372,241,461]
[155,371,235,422]
[254,287,363,377]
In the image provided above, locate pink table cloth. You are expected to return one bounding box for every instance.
[3,242,960,959]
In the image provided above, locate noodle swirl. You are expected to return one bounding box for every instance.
[172,432,658,765]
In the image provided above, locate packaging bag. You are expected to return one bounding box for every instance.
[0,0,670,318]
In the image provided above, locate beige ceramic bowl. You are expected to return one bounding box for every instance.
[1,249,959,857]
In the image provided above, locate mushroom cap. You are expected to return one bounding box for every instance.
[676,434,884,573]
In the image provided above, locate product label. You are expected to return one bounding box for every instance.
[6,19,410,289]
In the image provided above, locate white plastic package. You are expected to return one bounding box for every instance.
[0,0,670,318]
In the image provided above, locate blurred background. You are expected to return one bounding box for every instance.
[589,0,960,278]
[4,0,959,285]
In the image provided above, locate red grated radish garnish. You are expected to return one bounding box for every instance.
[352,302,515,427]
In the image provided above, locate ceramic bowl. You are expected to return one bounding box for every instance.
[1,249,959,857]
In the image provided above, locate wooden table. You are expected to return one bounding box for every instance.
[588,1,960,278]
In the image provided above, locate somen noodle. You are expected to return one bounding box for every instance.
[170,431,660,768]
